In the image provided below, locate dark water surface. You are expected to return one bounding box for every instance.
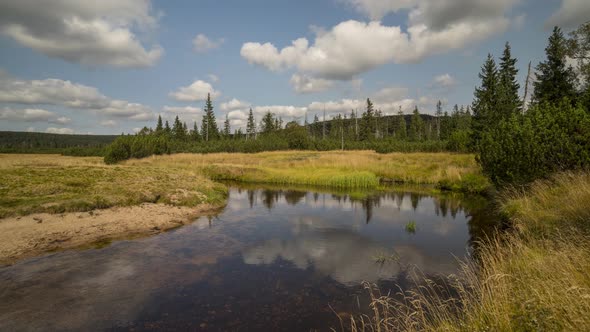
[0,185,493,331]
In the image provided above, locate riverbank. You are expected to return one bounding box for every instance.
[0,151,486,265]
[355,171,590,331]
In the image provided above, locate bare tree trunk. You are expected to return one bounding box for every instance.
[522,61,532,113]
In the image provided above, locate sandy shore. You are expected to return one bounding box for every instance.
[0,203,223,265]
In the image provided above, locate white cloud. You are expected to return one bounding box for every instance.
[373,86,409,102]
[220,98,251,111]
[163,106,202,114]
[228,110,248,120]
[208,74,219,82]
[0,72,154,121]
[0,0,163,67]
[192,34,224,53]
[26,126,35,132]
[432,73,456,88]
[100,120,117,127]
[46,127,75,135]
[290,73,334,94]
[0,107,71,124]
[338,0,418,20]
[252,105,308,119]
[169,80,221,102]
[242,1,520,80]
[546,0,590,29]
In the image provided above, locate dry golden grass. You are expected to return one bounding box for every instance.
[350,171,590,332]
[0,154,227,218]
[124,151,487,190]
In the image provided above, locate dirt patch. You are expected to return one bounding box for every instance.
[0,203,224,265]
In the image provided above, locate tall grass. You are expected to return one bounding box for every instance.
[349,171,590,331]
[124,151,488,191]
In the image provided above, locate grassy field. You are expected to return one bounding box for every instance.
[0,151,487,218]
[0,154,227,218]
[123,151,489,192]
[352,171,590,331]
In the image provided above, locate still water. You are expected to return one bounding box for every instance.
[0,185,492,331]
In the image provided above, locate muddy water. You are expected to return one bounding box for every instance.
[0,186,493,331]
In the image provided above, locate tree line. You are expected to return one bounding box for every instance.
[104,23,590,187]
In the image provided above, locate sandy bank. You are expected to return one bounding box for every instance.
[0,203,223,265]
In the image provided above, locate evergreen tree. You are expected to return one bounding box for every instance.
[359,98,375,141]
[498,42,521,117]
[223,114,231,138]
[155,115,163,134]
[246,108,256,140]
[532,27,578,105]
[164,120,171,136]
[409,106,424,141]
[201,93,219,141]
[395,107,407,140]
[261,111,276,134]
[191,121,201,141]
[472,54,499,149]
[435,100,443,139]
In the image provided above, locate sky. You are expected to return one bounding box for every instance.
[0,0,589,135]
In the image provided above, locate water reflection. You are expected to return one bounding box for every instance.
[0,185,494,331]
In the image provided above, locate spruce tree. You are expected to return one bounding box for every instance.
[396,107,407,140]
[246,108,256,140]
[359,98,375,141]
[261,111,276,134]
[409,106,424,141]
[472,54,499,148]
[223,114,231,138]
[498,42,521,117]
[164,120,171,136]
[155,115,163,134]
[201,93,219,141]
[532,27,578,105]
[435,100,443,139]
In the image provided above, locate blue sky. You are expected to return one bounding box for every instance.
[0,0,588,134]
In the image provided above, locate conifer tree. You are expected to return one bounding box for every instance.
[155,115,163,134]
[435,100,443,139]
[498,42,521,118]
[246,108,256,140]
[359,98,375,141]
[472,54,499,148]
[261,111,276,134]
[409,106,424,141]
[201,93,219,141]
[223,114,231,138]
[532,27,578,105]
[164,120,171,136]
[396,107,407,140]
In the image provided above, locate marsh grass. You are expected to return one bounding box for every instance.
[405,220,417,234]
[0,154,227,218]
[124,151,487,191]
[348,171,590,331]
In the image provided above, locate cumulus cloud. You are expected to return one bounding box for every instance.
[162,106,202,114]
[0,0,163,67]
[169,80,221,102]
[252,105,308,118]
[46,127,75,135]
[0,72,154,121]
[0,107,71,124]
[290,73,334,94]
[192,34,224,53]
[242,0,520,80]
[546,0,590,29]
[220,98,251,111]
[432,73,456,88]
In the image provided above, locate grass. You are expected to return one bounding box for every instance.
[0,154,227,218]
[405,220,417,234]
[349,171,590,331]
[123,151,489,191]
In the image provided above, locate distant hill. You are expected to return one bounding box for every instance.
[0,131,119,153]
